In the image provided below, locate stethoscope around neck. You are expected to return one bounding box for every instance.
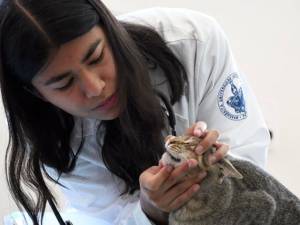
[47,90,176,225]
[155,89,177,136]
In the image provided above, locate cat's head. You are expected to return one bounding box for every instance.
[161,135,200,167]
[161,135,243,182]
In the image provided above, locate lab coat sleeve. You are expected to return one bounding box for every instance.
[194,18,271,168]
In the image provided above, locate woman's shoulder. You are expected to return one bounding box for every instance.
[118,7,221,43]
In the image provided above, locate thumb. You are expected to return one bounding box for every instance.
[185,121,207,137]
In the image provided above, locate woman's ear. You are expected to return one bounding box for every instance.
[23,86,48,102]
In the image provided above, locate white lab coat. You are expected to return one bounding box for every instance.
[46,7,270,225]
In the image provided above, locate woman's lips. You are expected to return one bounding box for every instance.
[91,93,117,111]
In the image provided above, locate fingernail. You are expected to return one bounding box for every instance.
[193,184,200,192]
[194,129,202,137]
[195,146,204,155]
[188,160,197,168]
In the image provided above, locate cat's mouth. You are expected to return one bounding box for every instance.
[166,151,181,162]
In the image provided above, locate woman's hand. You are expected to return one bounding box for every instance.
[139,160,207,224]
[139,121,228,224]
[185,121,229,165]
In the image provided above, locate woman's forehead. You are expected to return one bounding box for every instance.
[33,25,106,83]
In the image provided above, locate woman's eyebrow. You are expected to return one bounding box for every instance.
[81,39,102,63]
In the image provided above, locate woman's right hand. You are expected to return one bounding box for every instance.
[139,160,207,224]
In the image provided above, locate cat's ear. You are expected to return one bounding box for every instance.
[165,135,175,143]
[165,135,176,149]
[218,159,243,183]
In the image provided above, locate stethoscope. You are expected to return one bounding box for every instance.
[48,90,176,225]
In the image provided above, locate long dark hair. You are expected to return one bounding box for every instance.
[0,0,187,224]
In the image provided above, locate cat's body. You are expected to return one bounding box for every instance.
[161,135,300,225]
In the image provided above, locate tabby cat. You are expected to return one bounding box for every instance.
[161,135,300,225]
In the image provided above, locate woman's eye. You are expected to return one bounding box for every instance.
[89,51,104,65]
[56,78,74,91]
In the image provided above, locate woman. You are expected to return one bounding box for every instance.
[0,0,270,224]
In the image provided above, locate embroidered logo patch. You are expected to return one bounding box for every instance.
[217,73,247,121]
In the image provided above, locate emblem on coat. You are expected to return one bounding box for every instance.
[217,73,247,121]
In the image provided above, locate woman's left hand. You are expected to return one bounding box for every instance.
[185,121,229,165]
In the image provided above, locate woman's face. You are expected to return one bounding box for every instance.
[32,25,120,120]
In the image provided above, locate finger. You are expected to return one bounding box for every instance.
[162,162,190,191]
[194,130,220,155]
[208,143,229,165]
[157,171,207,210]
[185,121,207,137]
[161,159,198,191]
[168,183,201,211]
[170,159,198,181]
[140,165,174,191]
[167,172,207,201]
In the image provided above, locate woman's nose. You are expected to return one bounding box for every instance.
[79,69,105,98]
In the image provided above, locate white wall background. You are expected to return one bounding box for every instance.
[1,0,300,222]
